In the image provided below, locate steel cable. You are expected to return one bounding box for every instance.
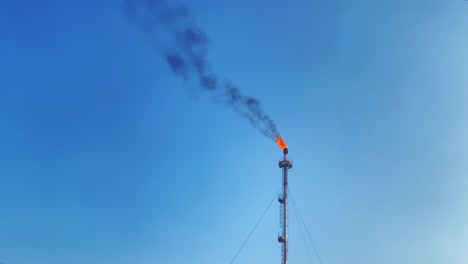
[228,186,282,264]
[289,188,324,264]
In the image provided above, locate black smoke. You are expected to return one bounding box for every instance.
[125,0,279,140]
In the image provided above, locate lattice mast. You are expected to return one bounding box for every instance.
[278,148,292,264]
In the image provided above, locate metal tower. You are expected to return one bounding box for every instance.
[278,148,293,264]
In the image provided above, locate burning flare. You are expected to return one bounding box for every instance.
[275,136,287,150]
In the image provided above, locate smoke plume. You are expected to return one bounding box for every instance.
[125,0,279,140]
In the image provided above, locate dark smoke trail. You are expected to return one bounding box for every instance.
[125,0,279,140]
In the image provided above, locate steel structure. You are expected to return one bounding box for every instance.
[278,148,293,264]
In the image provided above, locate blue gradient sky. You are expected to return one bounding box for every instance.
[0,1,467,263]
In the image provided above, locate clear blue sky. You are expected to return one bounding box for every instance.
[1,0,467,263]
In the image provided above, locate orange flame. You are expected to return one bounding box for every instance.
[275,136,287,150]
